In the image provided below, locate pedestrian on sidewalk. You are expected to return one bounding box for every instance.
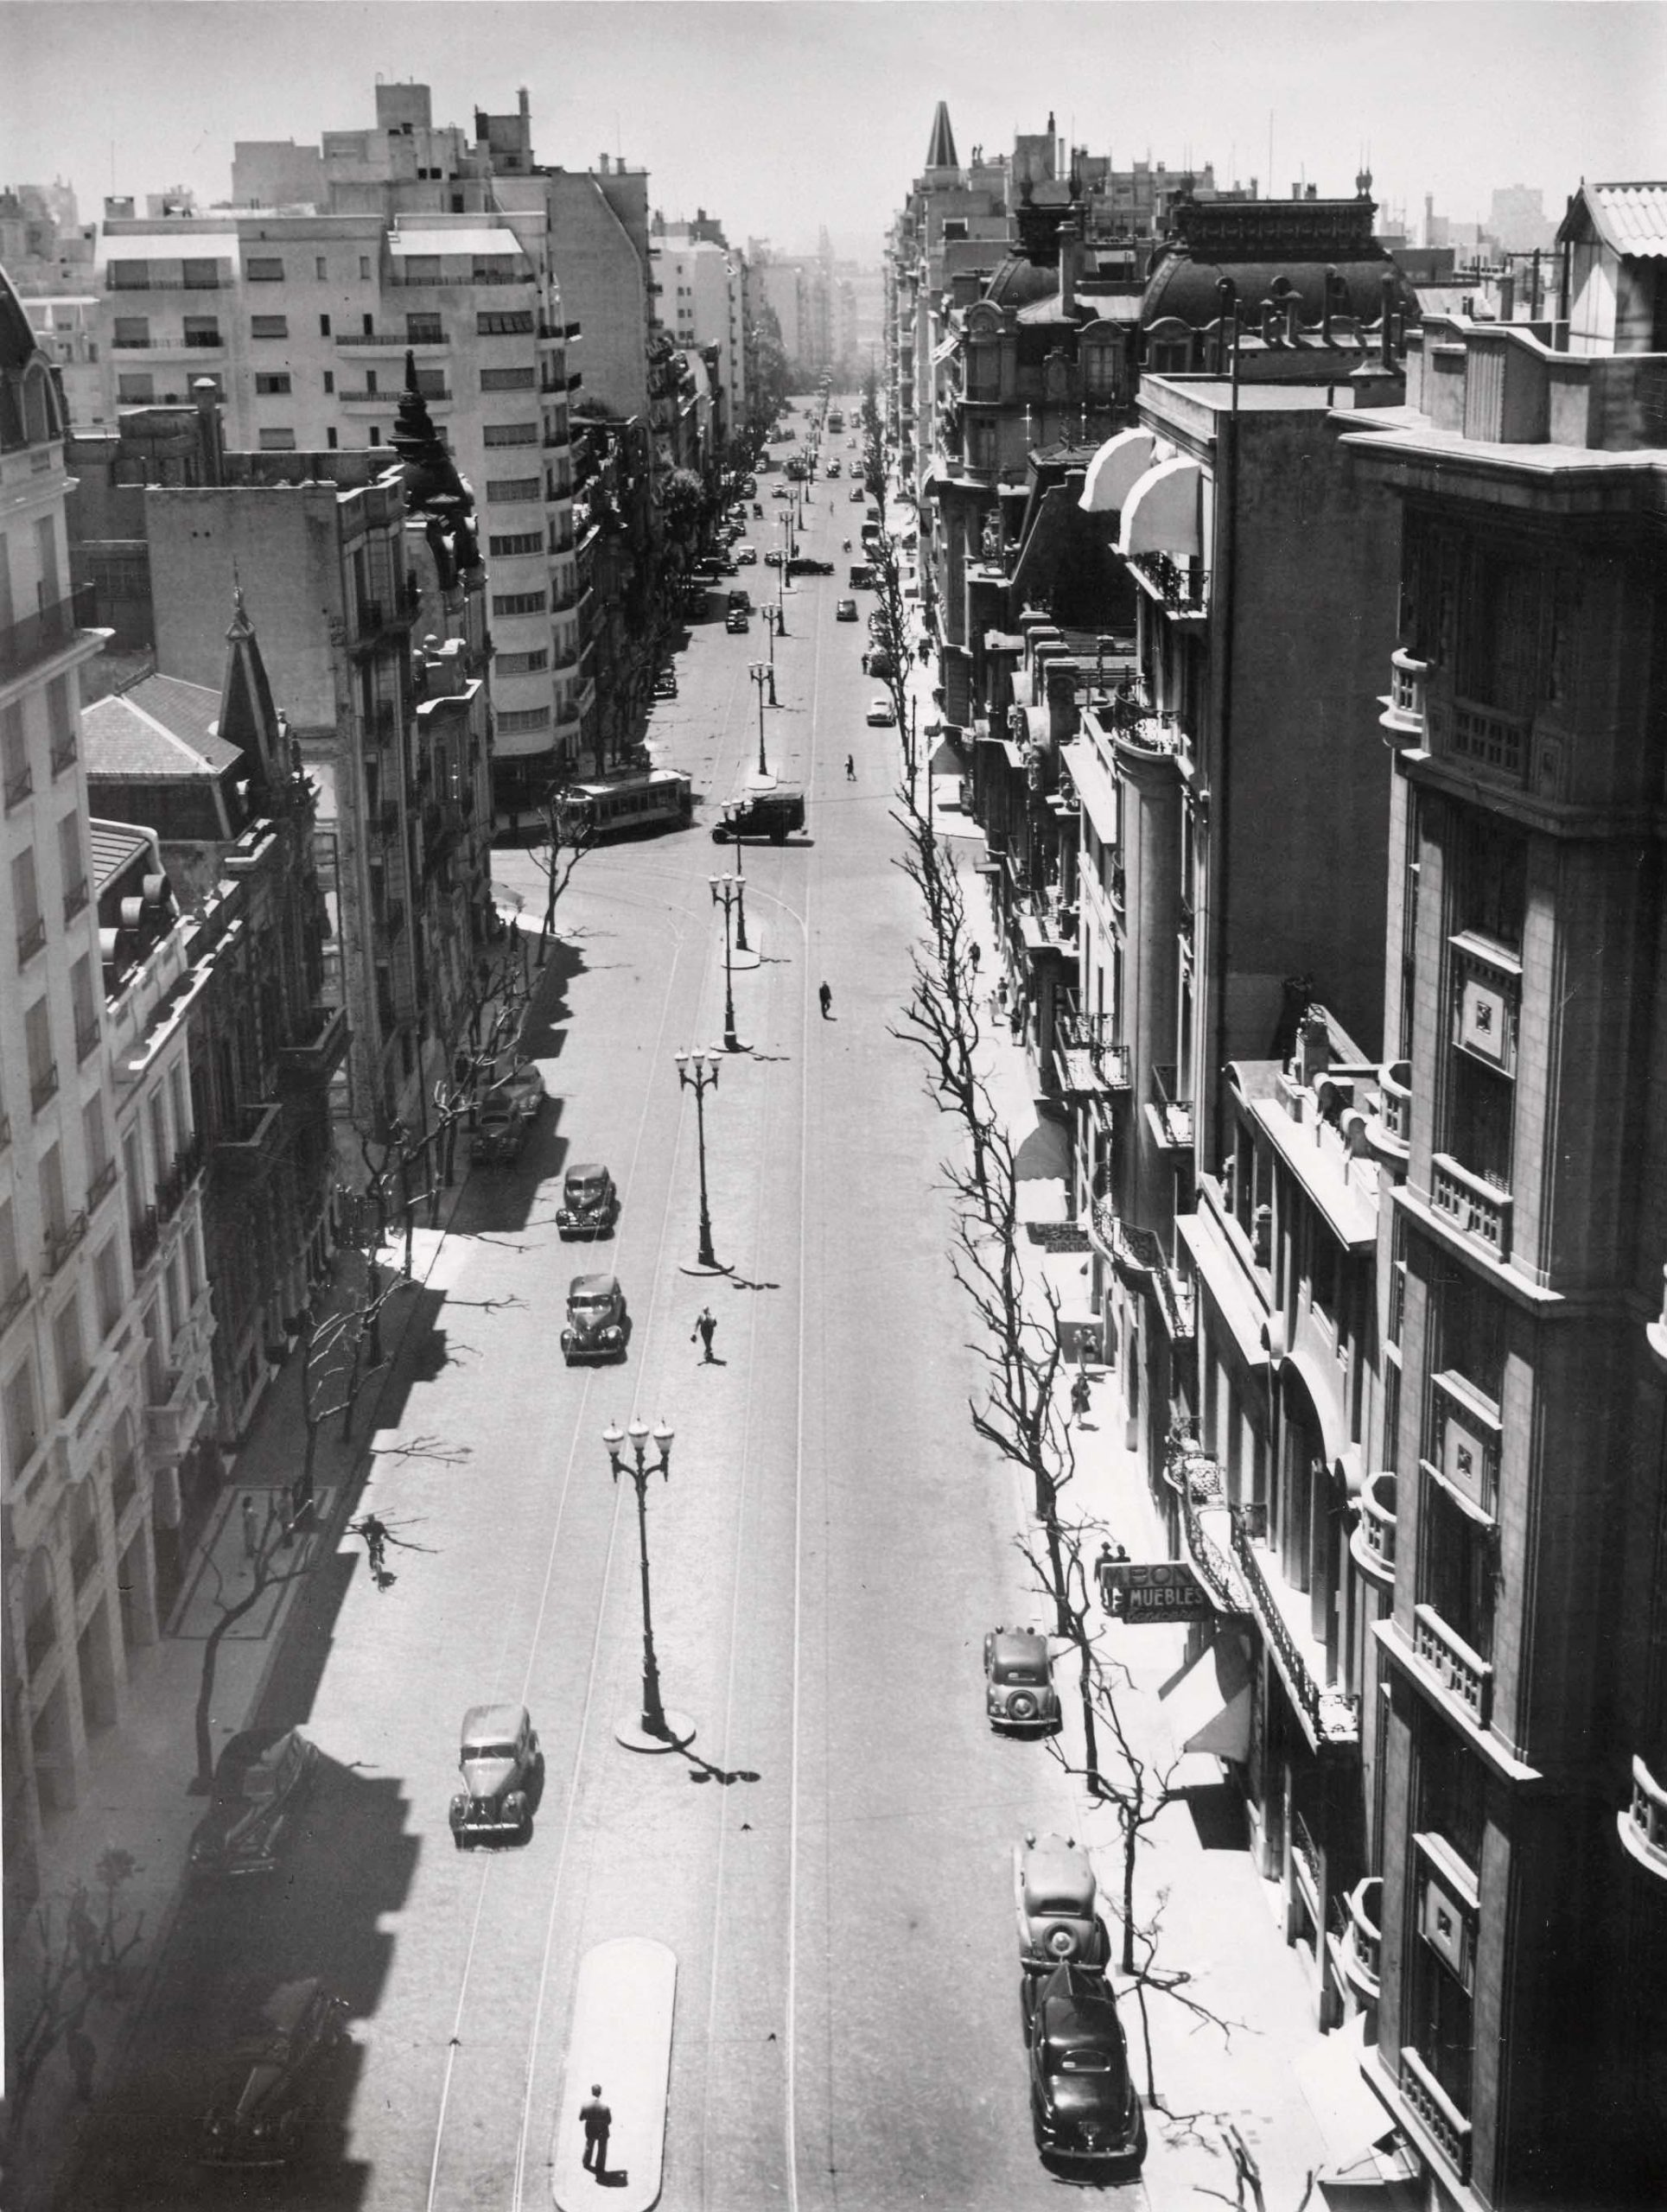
[240,1494,259,1567]
[355,1513,390,1580]
[1070,1371,1091,1425]
[65,2018,96,2105]
[969,941,982,974]
[580,2083,612,2176]
[692,1307,717,1363]
[818,981,833,1019]
[844,754,856,781]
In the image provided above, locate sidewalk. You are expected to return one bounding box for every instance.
[6,1151,485,2209]
[950,824,1339,2212]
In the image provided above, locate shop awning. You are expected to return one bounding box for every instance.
[1117,455,1202,560]
[1059,740,1119,847]
[1079,428,1156,514]
[1159,1630,1252,1760]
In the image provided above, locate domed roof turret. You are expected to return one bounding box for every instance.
[1141,194,1418,333]
[0,263,65,452]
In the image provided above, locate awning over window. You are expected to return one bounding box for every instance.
[1079,427,1155,514]
[391,228,531,261]
[1059,740,1119,847]
[1160,1630,1252,1760]
[1117,455,1202,559]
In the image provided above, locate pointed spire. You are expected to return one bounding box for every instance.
[925,101,958,173]
[217,584,283,801]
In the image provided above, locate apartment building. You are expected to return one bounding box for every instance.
[0,273,162,1900]
[651,216,749,435]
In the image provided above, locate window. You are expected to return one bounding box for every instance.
[0,1198,19,1306]
[359,257,372,281]
[414,368,446,399]
[488,531,544,557]
[13,847,41,962]
[108,261,150,290]
[118,373,156,404]
[3,702,26,809]
[38,1142,66,1244]
[83,1092,111,1191]
[319,312,332,337]
[54,1294,86,1416]
[322,370,334,394]
[1450,808,1525,953]
[182,315,220,347]
[478,309,533,335]
[71,955,98,1059]
[1457,550,1543,719]
[47,677,73,765]
[1309,1217,1339,1335]
[405,315,443,345]
[480,365,536,391]
[250,314,288,340]
[493,590,547,617]
[26,997,54,1109]
[112,315,150,348]
[1446,1053,1513,1191]
[368,427,381,446]
[483,422,538,447]
[255,372,292,395]
[486,476,540,502]
[182,258,220,289]
[966,341,1001,400]
[494,648,549,674]
[1435,1271,1505,1407]
[326,428,339,449]
[472,257,522,283]
[245,256,285,282]
[497,705,552,734]
[258,428,297,451]
[315,255,328,281]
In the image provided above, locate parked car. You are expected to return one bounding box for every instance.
[765,550,785,568]
[652,669,678,698]
[835,598,858,622]
[983,1626,1060,1732]
[849,485,866,503]
[726,609,749,634]
[727,588,754,614]
[449,1702,542,1847]
[1025,1962,1144,2168]
[865,696,896,728]
[1014,1832,1110,1976]
[712,787,806,843]
[737,545,758,565]
[562,1272,628,1363]
[849,564,875,588]
[189,1727,319,1880]
[772,486,792,500]
[200,1978,350,2166]
[827,458,842,477]
[470,1095,531,1166]
[787,556,834,577]
[557,1161,619,1239]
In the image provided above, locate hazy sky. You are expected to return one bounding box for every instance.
[4,3,1662,258]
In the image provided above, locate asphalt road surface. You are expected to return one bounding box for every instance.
[71,403,1148,2212]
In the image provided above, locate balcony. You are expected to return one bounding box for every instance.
[3,762,31,811]
[352,596,415,652]
[1398,2047,1472,2182]
[1338,1877,1383,2002]
[144,1364,204,1459]
[1412,1602,1493,1728]
[49,733,77,778]
[1148,1063,1193,1151]
[1376,1060,1410,1155]
[334,327,449,347]
[16,915,46,966]
[62,875,89,922]
[75,1016,99,1064]
[1352,1471,1397,1580]
[0,1269,30,1336]
[1378,648,1429,748]
[30,1061,59,1114]
[87,1156,118,1212]
[130,1205,159,1270]
[1231,1522,1360,1748]
[45,1210,88,1279]
[1620,1754,1667,1882]
[277,1003,349,1088]
[1054,1012,1131,1097]
[0,585,99,683]
[1430,1153,1512,1261]
[1129,550,1206,613]
[215,1099,283,1176]
[1450,698,1528,781]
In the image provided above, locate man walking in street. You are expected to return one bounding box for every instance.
[692,1307,717,1363]
[845,754,855,781]
[818,981,833,1019]
[580,2083,612,2177]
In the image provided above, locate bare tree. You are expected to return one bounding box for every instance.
[526,775,595,967]
[3,1854,145,2151]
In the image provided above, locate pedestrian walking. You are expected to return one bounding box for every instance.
[692,1307,717,1363]
[65,2021,96,2105]
[969,941,982,973]
[818,981,833,1019]
[356,1513,389,1579]
[240,1493,259,1565]
[844,754,856,781]
[580,2083,612,2177]
[1070,1371,1091,1425]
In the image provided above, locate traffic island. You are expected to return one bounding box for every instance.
[552,1938,677,2210]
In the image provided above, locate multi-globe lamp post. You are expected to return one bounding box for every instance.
[674,1048,722,1273]
[601,1417,693,1753]
[709,874,748,1053]
[748,662,771,779]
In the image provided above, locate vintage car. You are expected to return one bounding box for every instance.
[737,544,758,565]
[827,458,842,477]
[557,1161,619,1239]
[849,484,866,502]
[711,788,806,844]
[786,556,834,576]
[200,1977,350,2166]
[835,598,858,622]
[771,485,792,500]
[864,648,895,678]
[562,1272,628,1363]
[865,696,896,728]
[449,1702,542,1847]
[725,608,749,633]
[1014,1832,1110,1976]
[652,668,678,699]
[189,1727,318,1879]
[1026,1962,1145,2167]
[984,1627,1060,1732]
[849,563,875,588]
[727,588,754,614]
[470,1096,531,1166]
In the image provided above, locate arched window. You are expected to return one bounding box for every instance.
[22,363,59,445]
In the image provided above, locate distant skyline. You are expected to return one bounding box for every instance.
[3,3,1662,262]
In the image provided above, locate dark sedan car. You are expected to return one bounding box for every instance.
[562,1272,628,1363]
[1026,1962,1145,2168]
[200,1977,350,2166]
[189,1727,318,1879]
[984,1626,1060,1732]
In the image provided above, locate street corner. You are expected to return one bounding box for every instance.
[551,1937,677,2211]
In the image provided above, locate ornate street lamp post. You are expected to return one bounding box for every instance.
[748,661,771,779]
[674,1049,722,1271]
[776,518,789,636]
[709,874,748,1052]
[764,601,778,703]
[601,1418,693,1752]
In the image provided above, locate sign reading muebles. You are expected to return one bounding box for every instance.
[1099,1560,1213,1624]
